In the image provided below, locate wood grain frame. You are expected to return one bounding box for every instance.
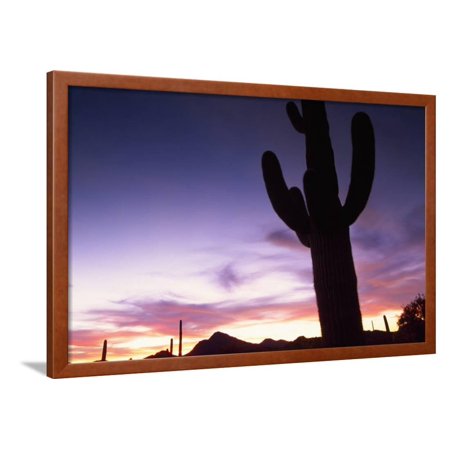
[47,71,435,378]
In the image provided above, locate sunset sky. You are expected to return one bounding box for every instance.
[68,86,425,363]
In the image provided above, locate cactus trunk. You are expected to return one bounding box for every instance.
[170,338,173,355]
[310,228,364,346]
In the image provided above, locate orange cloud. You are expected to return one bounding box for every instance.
[69,295,319,362]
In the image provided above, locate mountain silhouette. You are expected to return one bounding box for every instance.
[186,331,324,356]
[187,332,261,356]
[142,329,395,360]
[144,349,173,359]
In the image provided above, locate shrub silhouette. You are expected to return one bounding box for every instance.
[397,294,425,342]
[262,100,375,347]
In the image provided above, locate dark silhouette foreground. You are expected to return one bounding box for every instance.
[262,100,375,347]
[95,299,425,360]
[144,330,401,359]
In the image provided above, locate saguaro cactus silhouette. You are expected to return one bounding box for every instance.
[262,100,375,347]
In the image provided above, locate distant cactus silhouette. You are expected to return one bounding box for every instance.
[178,320,183,356]
[262,100,375,347]
[170,338,174,355]
[383,314,393,343]
[101,339,107,361]
[383,315,391,333]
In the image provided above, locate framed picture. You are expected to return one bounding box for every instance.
[47,71,435,378]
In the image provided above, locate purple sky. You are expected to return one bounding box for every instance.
[68,86,425,362]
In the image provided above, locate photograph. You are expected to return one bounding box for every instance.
[67,84,426,364]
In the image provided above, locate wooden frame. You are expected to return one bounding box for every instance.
[47,70,435,378]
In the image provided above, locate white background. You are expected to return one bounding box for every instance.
[0,1,448,449]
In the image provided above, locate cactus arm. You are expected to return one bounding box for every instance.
[261,150,295,226]
[343,112,375,225]
[286,101,305,133]
[262,151,310,246]
[288,187,310,246]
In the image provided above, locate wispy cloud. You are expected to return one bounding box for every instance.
[265,229,306,252]
[83,295,318,337]
[352,203,425,254]
[216,263,241,290]
[69,293,319,362]
[70,203,425,363]
[69,328,153,362]
[351,204,425,315]
[260,203,425,319]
